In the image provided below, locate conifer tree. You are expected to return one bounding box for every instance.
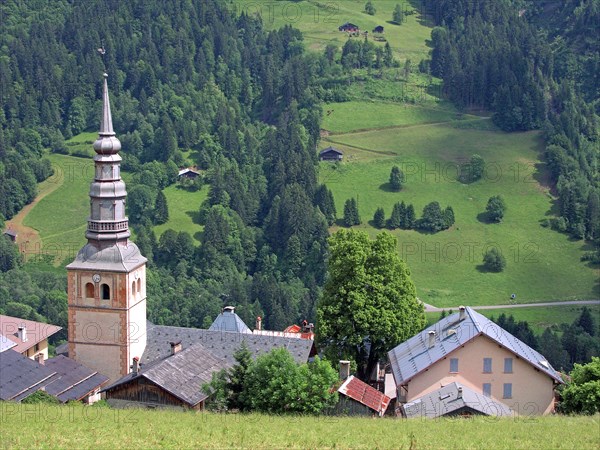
[373,207,385,228]
[153,190,169,225]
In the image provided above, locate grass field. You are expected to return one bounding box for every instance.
[153,184,208,243]
[233,0,432,61]
[319,123,600,306]
[22,153,90,265]
[1,403,598,449]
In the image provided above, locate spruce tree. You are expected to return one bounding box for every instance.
[388,202,402,229]
[393,4,404,24]
[443,205,455,229]
[153,190,169,225]
[404,204,416,229]
[389,166,404,191]
[373,207,385,228]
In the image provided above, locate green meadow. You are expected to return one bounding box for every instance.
[23,153,90,264]
[0,403,598,449]
[153,183,208,243]
[233,0,431,60]
[319,122,599,306]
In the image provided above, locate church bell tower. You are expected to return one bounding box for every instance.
[66,73,147,383]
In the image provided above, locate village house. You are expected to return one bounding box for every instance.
[319,146,343,162]
[0,314,62,360]
[0,348,108,404]
[387,306,563,418]
[3,228,18,242]
[373,25,384,34]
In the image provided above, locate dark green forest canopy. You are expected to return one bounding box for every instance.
[423,0,599,242]
[0,0,335,330]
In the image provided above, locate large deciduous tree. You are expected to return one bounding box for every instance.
[317,229,424,381]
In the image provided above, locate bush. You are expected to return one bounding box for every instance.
[22,390,59,404]
[483,248,506,272]
[559,357,600,414]
[364,1,376,15]
[486,195,506,222]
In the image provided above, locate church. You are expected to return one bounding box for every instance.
[64,74,314,392]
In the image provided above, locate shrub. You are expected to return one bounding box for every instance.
[483,248,506,272]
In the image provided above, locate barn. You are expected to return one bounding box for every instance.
[339,22,359,33]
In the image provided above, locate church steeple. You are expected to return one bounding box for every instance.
[66,72,147,383]
[86,73,130,243]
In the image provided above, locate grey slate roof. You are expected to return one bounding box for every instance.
[388,307,563,385]
[103,343,229,407]
[141,322,313,367]
[319,146,343,156]
[402,382,513,418]
[66,242,146,272]
[0,349,57,401]
[0,333,17,352]
[44,355,109,402]
[208,307,252,333]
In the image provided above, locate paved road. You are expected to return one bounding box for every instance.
[423,300,600,313]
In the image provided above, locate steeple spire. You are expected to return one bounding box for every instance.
[99,73,115,137]
[86,73,129,243]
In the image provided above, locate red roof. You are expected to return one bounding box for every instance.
[338,375,391,416]
[0,315,62,354]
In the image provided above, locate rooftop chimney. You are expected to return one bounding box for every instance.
[457,386,463,399]
[131,356,140,374]
[170,340,182,355]
[428,331,436,348]
[17,325,27,342]
[255,316,262,331]
[459,306,466,321]
[35,353,44,365]
[339,360,351,380]
[223,306,235,313]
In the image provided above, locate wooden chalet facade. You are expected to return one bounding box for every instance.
[319,146,343,161]
[339,22,359,33]
[104,376,198,410]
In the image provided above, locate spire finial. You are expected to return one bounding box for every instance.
[99,72,115,136]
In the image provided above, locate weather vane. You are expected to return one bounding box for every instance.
[97,44,107,73]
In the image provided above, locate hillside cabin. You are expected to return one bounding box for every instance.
[339,22,359,33]
[0,314,62,360]
[3,229,17,242]
[177,167,201,180]
[319,146,343,162]
[388,306,563,417]
[373,25,384,33]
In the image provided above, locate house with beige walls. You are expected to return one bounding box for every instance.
[0,314,62,362]
[388,306,563,418]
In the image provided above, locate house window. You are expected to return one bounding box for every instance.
[504,358,513,373]
[101,283,110,300]
[450,358,459,373]
[85,283,94,298]
[483,357,492,373]
[483,383,491,397]
[503,383,512,399]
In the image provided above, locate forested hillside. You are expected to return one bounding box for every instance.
[424,0,599,244]
[0,0,342,330]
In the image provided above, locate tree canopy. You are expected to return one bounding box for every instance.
[317,229,425,381]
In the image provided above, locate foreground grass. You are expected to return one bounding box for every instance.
[0,403,597,449]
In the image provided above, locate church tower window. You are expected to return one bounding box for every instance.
[85,283,94,298]
[101,284,110,300]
